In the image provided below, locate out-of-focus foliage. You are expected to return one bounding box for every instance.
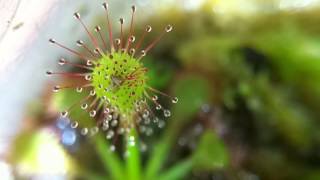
[8,0,320,179]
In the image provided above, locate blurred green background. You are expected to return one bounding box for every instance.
[5,0,320,179]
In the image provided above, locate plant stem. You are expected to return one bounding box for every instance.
[126,128,141,180]
[94,134,125,180]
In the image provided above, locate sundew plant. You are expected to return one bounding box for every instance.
[47,3,177,137]
[47,2,177,155]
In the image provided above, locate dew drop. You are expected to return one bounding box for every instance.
[76,40,84,46]
[76,87,83,93]
[140,142,147,152]
[106,130,114,139]
[131,5,136,12]
[53,86,60,92]
[89,110,97,117]
[146,25,152,32]
[146,128,153,136]
[140,50,146,57]
[156,104,162,110]
[61,111,68,117]
[85,74,92,81]
[49,38,56,43]
[111,120,118,127]
[81,103,88,110]
[58,58,66,66]
[110,145,116,152]
[90,126,99,135]
[94,48,101,54]
[104,108,110,114]
[106,114,113,121]
[46,70,53,76]
[152,95,158,101]
[73,12,80,19]
[102,123,109,131]
[139,125,146,133]
[158,120,166,128]
[71,121,79,129]
[172,97,178,104]
[128,136,135,146]
[90,90,96,96]
[164,109,171,117]
[117,128,125,134]
[129,35,135,42]
[102,2,108,10]
[153,117,159,123]
[119,18,124,24]
[115,39,121,45]
[81,128,88,135]
[86,60,93,66]
[129,48,136,55]
[143,110,150,118]
[144,118,151,124]
[95,26,101,32]
[165,25,173,32]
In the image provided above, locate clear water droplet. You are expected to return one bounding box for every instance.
[129,48,136,55]
[102,124,109,131]
[140,142,147,152]
[158,120,166,128]
[58,58,66,66]
[85,74,92,81]
[76,40,84,46]
[140,125,146,133]
[146,25,152,32]
[81,128,88,135]
[106,130,114,139]
[86,60,93,66]
[57,117,70,129]
[90,127,99,135]
[165,25,173,32]
[131,5,136,12]
[104,108,110,114]
[89,110,96,117]
[71,121,79,129]
[111,120,118,127]
[81,103,88,110]
[146,128,153,136]
[128,136,135,146]
[106,114,113,121]
[156,104,162,110]
[164,109,171,117]
[76,87,83,93]
[153,117,159,123]
[172,97,178,104]
[90,90,96,96]
[144,118,150,124]
[110,145,116,152]
[61,111,68,117]
[117,128,125,134]
[141,50,146,57]
[46,70,53,76]
[143,110,149,119]
[152,95,158,101]
[73,12,80,19]
[129,35,135,42]
[115,39,121,45]
[53,86,60,92]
